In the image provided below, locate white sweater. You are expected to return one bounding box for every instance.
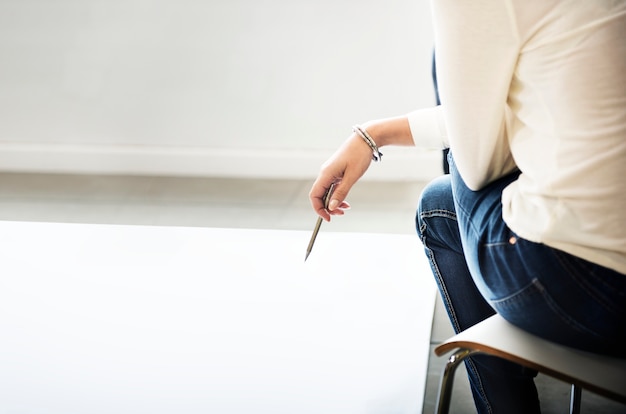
[408,0,626,274]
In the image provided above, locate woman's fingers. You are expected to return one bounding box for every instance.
[309,176,337,221]
[329,201,351,215]
[309,134,372,220]
[326,167,362,211]
[310,188,350,219]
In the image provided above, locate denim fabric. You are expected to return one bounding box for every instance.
[416,154,626,413]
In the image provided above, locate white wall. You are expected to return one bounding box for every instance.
[0,0,440,180]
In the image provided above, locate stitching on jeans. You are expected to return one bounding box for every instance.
[449,191,482,237]
[418,210,463,333]
[426,245,462,334]
[420,209,457,220]
[483,241,510,247]
[553,249,623,315]
[493,278,602,339]
[419,205,493,411]
[428,245,495,412]
[418,222,427,242]
[423,237,494,411]
[535,279,603,338]
[466,358,494,414]
[489,277,539,304]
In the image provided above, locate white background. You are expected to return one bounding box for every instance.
[0,0,439,180]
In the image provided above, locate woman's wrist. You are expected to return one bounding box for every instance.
[361,116,414,148]
[353,125,383,162]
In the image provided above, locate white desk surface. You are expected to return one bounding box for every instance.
[0,221,436,414]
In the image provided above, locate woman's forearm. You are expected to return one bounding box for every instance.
[361,115,415,148]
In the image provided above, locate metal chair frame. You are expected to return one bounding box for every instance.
[434,315,626,414]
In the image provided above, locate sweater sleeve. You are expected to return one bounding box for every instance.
[431,0,520,190]
[406,106,448,150]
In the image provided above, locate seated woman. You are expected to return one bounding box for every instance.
[308,1,626,412]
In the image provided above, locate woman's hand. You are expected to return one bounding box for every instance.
[309,132,373,221]
[309,116,414,221]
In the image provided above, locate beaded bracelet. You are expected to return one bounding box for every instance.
[352,125,383,162]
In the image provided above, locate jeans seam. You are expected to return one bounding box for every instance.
[418,209,462,334]
[418,205,492,412]
[424,244,462,334]
[466,358,494,414]
[483,241,510,247]
[492,278,602,339]
[420,209,456,221]
[449,191,481,239]
[553,249,623,316]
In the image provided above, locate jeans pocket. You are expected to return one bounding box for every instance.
[475,232,529,299]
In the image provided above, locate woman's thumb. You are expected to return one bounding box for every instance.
[328,179,354,211]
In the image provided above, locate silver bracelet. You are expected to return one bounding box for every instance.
[352,125,383,162]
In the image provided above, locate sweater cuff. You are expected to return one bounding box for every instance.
[407,106,448,149]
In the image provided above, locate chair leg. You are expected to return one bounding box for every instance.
[569,384,582,414]
[435,349,480,414]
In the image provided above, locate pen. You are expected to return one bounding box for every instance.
[304,183,335,261]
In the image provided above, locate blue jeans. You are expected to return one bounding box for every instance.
[416,154,626,413]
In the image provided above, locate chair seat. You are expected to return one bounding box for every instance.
[435,314,626,403]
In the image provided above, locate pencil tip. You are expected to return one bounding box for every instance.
[304,251,310,262]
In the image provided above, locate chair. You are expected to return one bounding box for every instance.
[434,314,626,414]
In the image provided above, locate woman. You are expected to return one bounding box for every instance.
[309,1,626,412]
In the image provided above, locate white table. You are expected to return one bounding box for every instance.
[0,221,436,414]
